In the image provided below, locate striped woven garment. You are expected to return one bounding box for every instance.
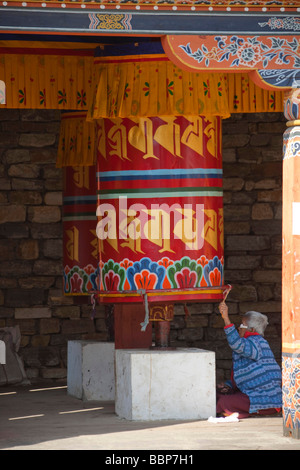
[224,324,282,414]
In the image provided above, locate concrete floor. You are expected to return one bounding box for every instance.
[0,381,299,451]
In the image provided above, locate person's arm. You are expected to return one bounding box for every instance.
[218,301,233,327]
[218,301,261,360]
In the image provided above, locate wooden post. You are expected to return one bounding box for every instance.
[114,303,152,349]
[282,88,300,439]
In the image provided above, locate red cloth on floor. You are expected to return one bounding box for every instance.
[216,390,281,419]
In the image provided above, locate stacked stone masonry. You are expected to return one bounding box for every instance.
[0,109,284,383]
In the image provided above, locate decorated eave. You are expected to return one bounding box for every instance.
[0,0,300,11]
[1,1,300,35]
[0,0,299,93]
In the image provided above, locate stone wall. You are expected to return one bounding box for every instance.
[0,109,108,382]
[0,109,285,383]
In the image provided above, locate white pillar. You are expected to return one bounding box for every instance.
[67,341,115,401]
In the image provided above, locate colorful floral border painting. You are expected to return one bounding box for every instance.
[282,354,300,438]
[100,255,224,293]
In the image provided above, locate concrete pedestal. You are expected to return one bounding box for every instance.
[115,348,216,420]
[67,341,115,401]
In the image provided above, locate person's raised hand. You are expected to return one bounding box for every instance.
[218,301,231,325]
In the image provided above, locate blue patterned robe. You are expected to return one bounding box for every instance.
[224,324,282,413]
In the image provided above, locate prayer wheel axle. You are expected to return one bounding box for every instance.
[150,304,175,350]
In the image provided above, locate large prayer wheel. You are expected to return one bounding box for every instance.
[63,164,99,295]
[96,114,224,305]
[63,42,229,344]
[59,112,99,296]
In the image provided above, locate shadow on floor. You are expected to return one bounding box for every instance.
[0,381,299,451]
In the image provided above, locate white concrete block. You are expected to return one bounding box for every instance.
[115,348,216,421]
[67,341,115,401]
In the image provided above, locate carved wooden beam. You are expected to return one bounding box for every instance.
[162,34,300,89]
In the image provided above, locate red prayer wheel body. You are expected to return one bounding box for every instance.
[96,115,224,304]
[63,165,99,295]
